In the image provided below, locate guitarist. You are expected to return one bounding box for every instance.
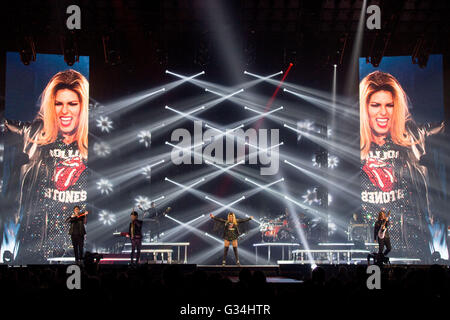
[374,210,391,257]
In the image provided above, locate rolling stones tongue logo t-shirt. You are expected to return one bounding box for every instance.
[361,137,411,248]
[361,138,409,207]
[53,156,86,192]
[35,137,88,258]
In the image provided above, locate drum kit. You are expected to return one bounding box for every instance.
[259,213,300,242]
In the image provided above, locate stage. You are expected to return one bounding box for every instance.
[44,241,429,266]
[1,2,450,309]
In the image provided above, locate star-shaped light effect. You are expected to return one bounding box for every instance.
[298,119,314,131]
[312,153,339,169]
[297,120,314,141]
[89,101,104,111]
[327,127,333,138]
[328,220,337,236]
[97,178,113,195]
[137,130,151,148]
[134,195,151,209]
[141,166,151,180]
[302,188,332,206]
[312,156,319,167]
[89,101,107,120]
[302,188,318,205]
[328,155,339,169]
[96,116,114,133]
[93,142,111,158]
[99,210,116,225]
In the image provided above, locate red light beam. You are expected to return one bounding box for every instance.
[255,62,293,129]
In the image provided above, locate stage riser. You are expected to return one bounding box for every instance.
[197,266,280,277]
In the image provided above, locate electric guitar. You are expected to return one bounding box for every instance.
[76,211,89,218]
[65,211,89,222]
[163,207,171,216]
[377,211,391,239]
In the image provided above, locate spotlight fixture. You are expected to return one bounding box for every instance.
[141,166,152,180]
[366,32,391,67]
[327,33,348,67]
[412,35,434,69]
[137,130,152,148]
[302,188,319,205]
[61,31,79,66]
[328,155,339,169]
[102,33,122,66]
[97,178,113,195]
[295,120,315,142]
[134,195,151,209]
[96,116,114,133]
[93,141,112,158]
[19,36,36,66]
[99,210,116,226]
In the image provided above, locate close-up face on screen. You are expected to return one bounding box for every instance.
[0,0,449,312]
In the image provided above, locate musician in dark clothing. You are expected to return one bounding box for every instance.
[350,213,363,225]
[128,211,143,265]
[374,210,391,256]
[67,206,87,264]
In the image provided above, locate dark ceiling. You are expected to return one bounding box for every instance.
[2,0,450,53]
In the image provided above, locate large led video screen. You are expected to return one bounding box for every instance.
[359,55,448,261]
[0,52,89,264]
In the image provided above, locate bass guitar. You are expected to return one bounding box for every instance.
[377,211,391,239]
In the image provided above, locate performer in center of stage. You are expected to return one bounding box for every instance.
[210,212,252,266]
[128,211,143,265]
[374,210,391,257]
[67,205,88,264]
